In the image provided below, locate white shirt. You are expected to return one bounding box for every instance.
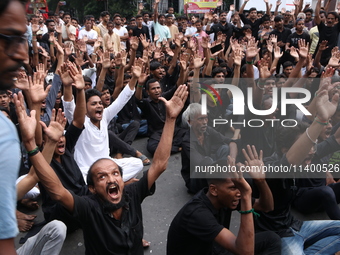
[78,29,98,55]
[74,85,135,175]
[113,26,128,49]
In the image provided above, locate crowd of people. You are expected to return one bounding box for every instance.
[3,0,340,254]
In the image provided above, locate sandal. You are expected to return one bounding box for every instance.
[139,154,151,166]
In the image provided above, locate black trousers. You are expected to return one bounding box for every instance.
[109,120,140,156]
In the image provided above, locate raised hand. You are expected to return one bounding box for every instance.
[101,51,111,69]
[233,48,242,66]
[246,38,260,60]
[32,24,39,34]
[55,24,62,34]
[276,0,282,6]
[130,36,139,51]
[40,108,66,143]
[269,34,277,44]
[297,39,309,59]
[154,34,160,42]
[159,85,188,119]
[77,39,87,53]
[64,43,72,56]
[139,34,150,49]
[273,45,283,59]
[290,46,299,60]
[319,40,329,51]
[68,62,85,90]
[16,72,29,91]
[14,92,37,143]
[131,58,143,78]
[193,53,205,69]
[315,84,339,122]
[258,58,271,78]
[242,145,265,180]
[29,70,51,105]
[58,63,73,86]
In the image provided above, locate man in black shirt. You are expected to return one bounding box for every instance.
[136,78,186,155]
[315,0,340,65]
[20,85,189,255]
[132,14,150,54]
[270,16,292,72]
[168,147,280,255]
[206,11,237,50]
[239,0,271,39]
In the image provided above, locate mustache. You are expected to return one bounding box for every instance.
[106,181,119,193]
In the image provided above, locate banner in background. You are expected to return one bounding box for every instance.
[184,0,218,14]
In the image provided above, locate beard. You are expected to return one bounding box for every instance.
[98,189,128,212]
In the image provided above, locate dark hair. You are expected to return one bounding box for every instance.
[101,84,110,92]
[45,19,55,26]
[0,0,27,17]
[304,8,313,14]
[113,14,121,20]
[84,76,92,84]
[72,17,79,24]
[274,15,283,22]
[212,67,226,78]
[150,61,162,71]
[107,21,114,26]
[283,61,293,69]
[100,11,110,18]
[63,12,71,18]
[142,11,150,17]
[327,12,339,20]
[276,121,309,156]
[136,14,143,20]
[85,89,101,103]
[158,14,165,19]
[320,10,326,16]
[242,24,252,31]
[0,90,9,95]
[262,15,270,22]
[145,78,159,91]
[87,158,123,186]
[249,7,257,12]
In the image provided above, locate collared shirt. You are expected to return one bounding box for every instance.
[153,21,171,42]
[72,170,155,255]
[97,22,108,37]
[74,85,134,178]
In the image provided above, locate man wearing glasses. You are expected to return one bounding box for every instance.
[0,1,66,254]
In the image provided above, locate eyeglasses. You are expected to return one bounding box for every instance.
[0,33,27,57]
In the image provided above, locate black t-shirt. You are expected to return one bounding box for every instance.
[239,14,269,39]
[317,22,340,65]
[269,28,292,51]
[40,123,89,218]
[287,32,310,48]
[72,170,155,255]
[256,153,303,237]
[167,188,225,255]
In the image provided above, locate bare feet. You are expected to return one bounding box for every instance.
[20,198,39,211]
[16,210,36,232]
[142,239,150,248]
